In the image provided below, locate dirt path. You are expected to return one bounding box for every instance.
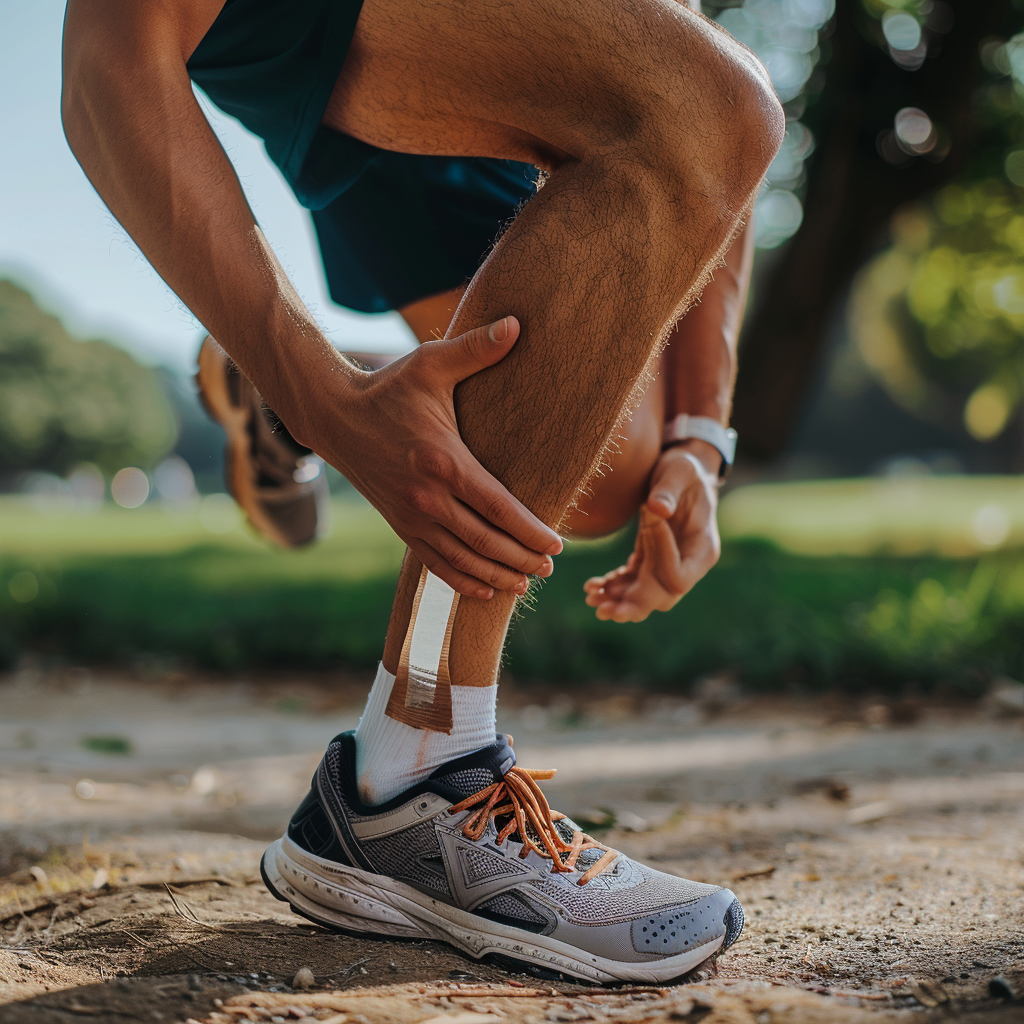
[1,666,1023,1022]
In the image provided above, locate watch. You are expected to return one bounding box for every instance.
[661,414,738,479]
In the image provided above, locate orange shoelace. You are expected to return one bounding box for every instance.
[449,766,618,885]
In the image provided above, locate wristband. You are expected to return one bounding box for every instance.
[662,414,737,479]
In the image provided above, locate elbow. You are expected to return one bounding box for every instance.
[61,80,87,162]
[60,41,102,164]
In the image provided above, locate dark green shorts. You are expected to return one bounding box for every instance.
[312,154,537,313]
[188,0,374,210]
[188,0,538,312]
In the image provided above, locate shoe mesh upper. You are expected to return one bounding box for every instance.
[529,861,719,925]
[460,844,515,884]
[361,820,451,897]
[433,766,497,796]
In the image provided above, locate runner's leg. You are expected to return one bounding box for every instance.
[322,0,782,692]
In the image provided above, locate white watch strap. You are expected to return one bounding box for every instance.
[662,414,738,470]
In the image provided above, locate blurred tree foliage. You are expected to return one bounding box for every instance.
[850,39,1024,450]
[0,280,177,477]
[729,0,1022,458]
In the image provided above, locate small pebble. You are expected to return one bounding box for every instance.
[292,966,315,989]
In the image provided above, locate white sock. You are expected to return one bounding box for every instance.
[354,662,497,805]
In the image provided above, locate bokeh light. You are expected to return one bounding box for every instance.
[713,0,835,249]
[882,12,922,53]
[67,462,105,511]
[153,455,197,503]
[8,570,39,604]
[111,467,151,508]
[894,107,936,154]
[964,383,1013,440]
[754,190,804,249]
[972,504,1011,548]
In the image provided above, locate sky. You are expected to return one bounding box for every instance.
[0,1,413,372]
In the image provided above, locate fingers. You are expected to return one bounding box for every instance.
[455,458,563,558]
[583,511,696,623]
[645,453,697,520]
[421,316,521,385]
[423,524,536,596]
[443,500,555,579]
[407,538,495,601]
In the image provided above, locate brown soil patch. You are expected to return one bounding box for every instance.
[2,671,1023,1022]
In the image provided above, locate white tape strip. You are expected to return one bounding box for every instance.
[404,571,457,708]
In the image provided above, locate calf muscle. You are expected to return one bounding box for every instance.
[362,0,782,686]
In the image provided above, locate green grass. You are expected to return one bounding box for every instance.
[4,483,1024,690]
[720,475,1024,557]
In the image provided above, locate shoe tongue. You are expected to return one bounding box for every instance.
[427,734,516,798]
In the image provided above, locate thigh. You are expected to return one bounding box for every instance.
[321,0,731,169]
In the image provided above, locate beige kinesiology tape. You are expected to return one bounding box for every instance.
[385,566,460,733]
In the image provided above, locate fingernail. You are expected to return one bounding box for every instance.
[480,587,494,600]
[654,493,676,514]
[539,557,553,576]
[546,539,563,556]
[515,579,529,594]
[488,317,508,342]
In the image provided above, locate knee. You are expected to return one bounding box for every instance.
[672,52,782,206]
[610,21,785,213]
[712,49,787,194]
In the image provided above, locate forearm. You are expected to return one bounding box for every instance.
[60,2,355,442]
[662,219,754,426]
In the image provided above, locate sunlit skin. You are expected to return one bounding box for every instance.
[62,0,782,689]
[396,220,754,623]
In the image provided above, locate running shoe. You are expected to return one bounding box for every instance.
[261,733,743,983]
[195,336,328,548]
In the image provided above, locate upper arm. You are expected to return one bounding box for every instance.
[61,0,225,147]
[63,0,227,64]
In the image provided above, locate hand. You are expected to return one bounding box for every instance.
[299,316,563,600]
[583,443,721,622]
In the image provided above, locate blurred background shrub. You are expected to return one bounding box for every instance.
[0,281,175,480]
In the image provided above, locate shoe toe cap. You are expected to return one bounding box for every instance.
[630,887,741,956]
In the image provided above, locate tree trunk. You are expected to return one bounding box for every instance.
[732,0,1011,460]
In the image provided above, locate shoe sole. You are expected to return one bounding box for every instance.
[261,836,737,985]
[195,338,296,549]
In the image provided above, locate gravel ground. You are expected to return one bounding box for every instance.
[1,666,1023,1023]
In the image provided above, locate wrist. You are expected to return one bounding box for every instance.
[661,438,721,478]
[248,330,363,449]
[661,413,736,480]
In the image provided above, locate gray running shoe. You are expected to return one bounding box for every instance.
[261,733,743,984]
[196,336,329,548]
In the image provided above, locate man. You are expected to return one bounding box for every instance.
[196,150,753,623]
[63,0,782,982]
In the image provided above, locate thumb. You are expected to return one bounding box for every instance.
[645,457,690,520]
[428,317,520,384]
